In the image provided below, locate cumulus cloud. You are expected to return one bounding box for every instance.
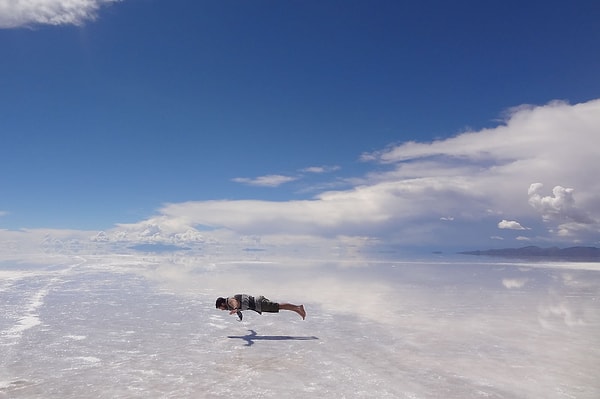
[91,231,109,242]
[498,220,528,230]
[0,0,120,29]
[528,183,598,238]
[528,184,593,224]
[231,174,298,187]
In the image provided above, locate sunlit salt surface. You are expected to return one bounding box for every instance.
[1,256,598,398]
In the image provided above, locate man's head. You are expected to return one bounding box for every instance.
[215,297,227,310]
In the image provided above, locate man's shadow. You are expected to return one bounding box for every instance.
[228,329,319,347]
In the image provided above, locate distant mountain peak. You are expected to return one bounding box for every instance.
[459,246,600,262]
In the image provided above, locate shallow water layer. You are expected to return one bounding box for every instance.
[0,256,598,398]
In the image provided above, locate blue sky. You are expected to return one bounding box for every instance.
[1,0,600,256]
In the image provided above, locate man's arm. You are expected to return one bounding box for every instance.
[227,297,243,320]
[227,297,239,314]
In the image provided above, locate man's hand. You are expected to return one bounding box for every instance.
[229,309,243,321]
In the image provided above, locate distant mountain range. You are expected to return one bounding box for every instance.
[459,246,600,262]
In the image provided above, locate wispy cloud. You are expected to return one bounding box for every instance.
[0,0,121,29]
[301,165,341,174]
[232,166,340,188]
[231,174,298,187]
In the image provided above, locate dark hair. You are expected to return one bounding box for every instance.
[215,297,227,309]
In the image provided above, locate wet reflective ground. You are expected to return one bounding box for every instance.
[1,256,598,398]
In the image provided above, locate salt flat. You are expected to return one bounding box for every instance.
[1,256,598,398]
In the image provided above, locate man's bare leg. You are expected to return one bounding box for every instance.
[280,303,306,320]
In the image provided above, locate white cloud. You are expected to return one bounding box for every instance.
[91,231,109,242]
[301,165,341,174]
[0,211,8,217]
[231,174,298,187]
[230,166,339,190]
[0,0,120,29]
[528,183,594,224]
[361,100,596,166]
[356,99,600,244]
[528,183,598,238]
[498,219,528,230]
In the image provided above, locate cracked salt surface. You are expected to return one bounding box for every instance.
[0,256,599,398]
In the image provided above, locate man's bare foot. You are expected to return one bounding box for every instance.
[298,305,306,320]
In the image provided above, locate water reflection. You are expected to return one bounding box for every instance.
[1,256,598,398]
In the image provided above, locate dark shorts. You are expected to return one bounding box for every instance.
[257,296,279,313]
